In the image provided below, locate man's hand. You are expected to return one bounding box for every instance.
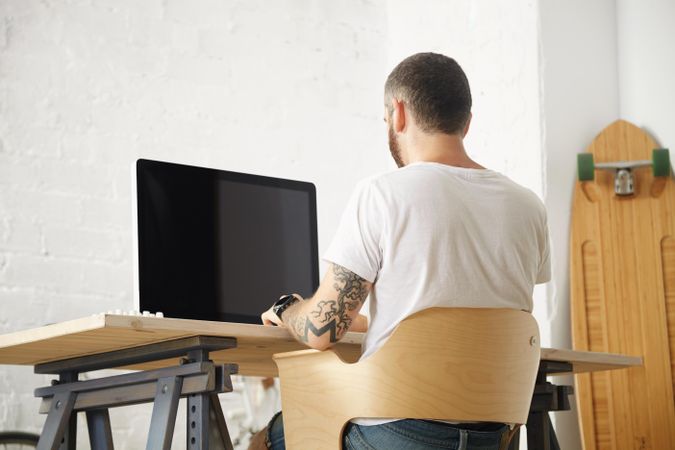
[260,307,284,327]
[261,294,304,327]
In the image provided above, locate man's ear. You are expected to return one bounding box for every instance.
[391,98,406,133]
[462,113,472,137]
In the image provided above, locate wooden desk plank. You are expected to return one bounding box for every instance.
[540,347,642,374]
[0,314,362,377]
[0,315,642,377]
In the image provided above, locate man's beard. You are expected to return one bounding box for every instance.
[388,125,405,168]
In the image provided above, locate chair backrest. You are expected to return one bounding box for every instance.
[274,307,540,449]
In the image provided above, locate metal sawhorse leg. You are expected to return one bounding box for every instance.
[508,361,574,450]
[33,336,239,450]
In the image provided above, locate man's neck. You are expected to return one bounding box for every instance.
[406,133,485,169]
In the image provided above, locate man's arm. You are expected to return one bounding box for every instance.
[261,263,372,350]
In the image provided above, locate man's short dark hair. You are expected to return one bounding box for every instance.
[385,52,472,135]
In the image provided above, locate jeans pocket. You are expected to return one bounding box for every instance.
[343,425,382,450]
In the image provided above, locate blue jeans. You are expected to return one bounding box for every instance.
[265,412,508,450]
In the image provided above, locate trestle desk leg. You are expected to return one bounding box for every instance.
[86,409,114,450]
[507,427,519,450]
[527,412,562,450]
[526,361,572,450]
[33,338,237,450]
[146,376,183,450]
[186,393,233,450]
[527,411,550,450]
[59,371,78,450]
[210,394,233,450]
[187,392,210,450]
[37,391,76,450]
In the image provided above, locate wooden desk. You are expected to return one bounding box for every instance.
[0,313,640,374]
[0,315,642,450]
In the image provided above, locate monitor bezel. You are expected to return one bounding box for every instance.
[133,158,320,323]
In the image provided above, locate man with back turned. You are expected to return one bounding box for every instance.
[251,52,550,450]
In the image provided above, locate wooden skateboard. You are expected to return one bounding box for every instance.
[570,119,675,449]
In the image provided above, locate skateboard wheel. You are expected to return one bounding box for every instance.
[653,148,671,177]
[577,153,595,181]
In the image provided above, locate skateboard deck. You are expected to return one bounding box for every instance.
[570,120,675,449]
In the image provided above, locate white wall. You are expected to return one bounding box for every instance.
[617,0,675,148]
[0,0,543,448]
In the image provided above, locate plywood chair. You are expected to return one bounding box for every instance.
[273,307,540,450]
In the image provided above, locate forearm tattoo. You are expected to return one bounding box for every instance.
[298,264,369,343]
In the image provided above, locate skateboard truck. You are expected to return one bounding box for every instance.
[577,148,671,196]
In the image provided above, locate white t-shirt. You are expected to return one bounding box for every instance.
[323,161,550,425]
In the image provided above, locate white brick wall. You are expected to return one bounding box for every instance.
[0,0,542,448]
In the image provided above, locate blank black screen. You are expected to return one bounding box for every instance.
[136,159,319,323]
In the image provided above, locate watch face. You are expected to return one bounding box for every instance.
[274,295,297,318]
[275,295,293,308]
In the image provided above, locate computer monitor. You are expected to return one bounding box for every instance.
[133,159,319,324]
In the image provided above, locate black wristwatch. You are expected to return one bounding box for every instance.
[272,294,300,321]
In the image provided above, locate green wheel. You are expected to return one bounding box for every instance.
[653,148,671,177]
[577,153,595,181]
